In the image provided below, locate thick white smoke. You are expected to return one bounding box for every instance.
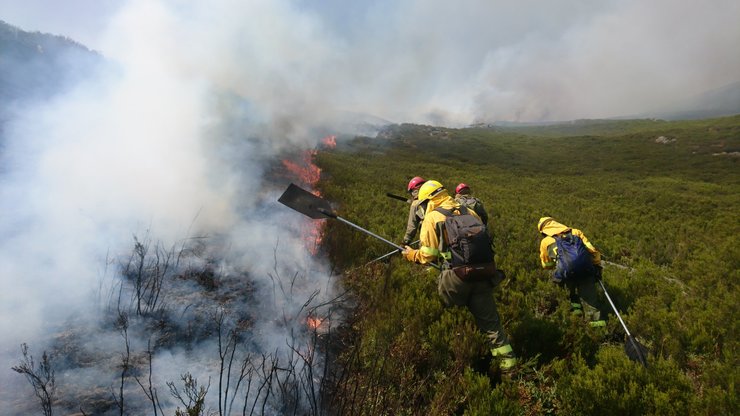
[3,0,739,124]
[0,0,346,413]
[1,0,738,412]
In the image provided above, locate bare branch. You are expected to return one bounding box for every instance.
[12,343,56,416]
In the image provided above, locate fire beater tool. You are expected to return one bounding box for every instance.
[598,279,649,367]
[278,184,439,269]
[279,183,401,248]
[366,240,420,266]
[385,192,411,203]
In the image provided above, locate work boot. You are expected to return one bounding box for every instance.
[499,357,518,372]
[473,352,493,375]
[487,357,517,385]
[491,344,517,372]
[570,302,583,316]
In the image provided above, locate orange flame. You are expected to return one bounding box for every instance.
[282,150,321,186]
[306,316,323,329]
[300,219,324,255]
[322,135,337,148]
[282,136,337,255]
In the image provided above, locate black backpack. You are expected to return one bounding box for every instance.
[434,206,495,280]
[553,232,594,281]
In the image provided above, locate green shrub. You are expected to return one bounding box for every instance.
[554,348,694,416]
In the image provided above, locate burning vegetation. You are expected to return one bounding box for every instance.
[10,135,346,415]
[280,135,337,255]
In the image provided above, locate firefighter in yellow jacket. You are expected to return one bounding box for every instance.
[402,180,516,370]
[538,217,608,327]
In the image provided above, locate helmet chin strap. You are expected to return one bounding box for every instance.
[430,187,445,199]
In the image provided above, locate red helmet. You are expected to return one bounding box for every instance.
[455,183,470,194]
[407,176,426,192]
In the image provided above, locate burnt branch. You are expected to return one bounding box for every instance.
[214,308,240,416]
[110,312,131,416]
[12,343,56,416]
[167,373,211,416]
[133,338,165,416]
[120,233,177,317]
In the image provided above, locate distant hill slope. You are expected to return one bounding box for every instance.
[652,81,740,120]
[473,82,740,127]
[475,114,740,138]
[0,20,101,126]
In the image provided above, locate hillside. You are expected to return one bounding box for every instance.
[315,115,739,415]
[0,20,100,126]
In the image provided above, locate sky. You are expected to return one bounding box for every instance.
[2,0,739,124]
[0,0,738,412]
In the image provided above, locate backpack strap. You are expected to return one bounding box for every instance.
[434,206,468,217]
[432,206,468,267]
[434,207,453,216]
[462,195,478,206]
[553,231,572,257]
[555,231,572,240]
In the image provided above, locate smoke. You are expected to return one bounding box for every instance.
[4,0,739,124]
[464,0,740,121]
[1,0,738,412]
[0,0,346,413]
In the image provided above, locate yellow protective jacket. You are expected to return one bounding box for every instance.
[404,191,483,265]
[539,219,601,269]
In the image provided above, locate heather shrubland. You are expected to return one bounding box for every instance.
[317,115,739,415]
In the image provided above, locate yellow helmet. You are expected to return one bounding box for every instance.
[418,180,445,202]
[538,217,554,232]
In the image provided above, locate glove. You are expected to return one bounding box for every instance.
[550,271,565,286]
[401,245,415,262]
[594,265,603,280]
[490,269,506,286]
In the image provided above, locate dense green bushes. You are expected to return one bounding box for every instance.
[553,350,694,416]
[319,115,739,415]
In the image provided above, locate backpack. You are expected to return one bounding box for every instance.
[553,232,594,282]
[434,206,495,280]
[456,195,488,225]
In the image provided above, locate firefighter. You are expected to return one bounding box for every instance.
[454,183,489,225]
[537,217,609,327]
[401,176,427,246]
[402,180,516,371]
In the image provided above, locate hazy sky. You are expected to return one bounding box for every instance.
[1,0,123,48]
[3,0,739,123]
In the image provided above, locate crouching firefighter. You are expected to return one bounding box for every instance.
[402,180,517,371]
[537,217,609,327]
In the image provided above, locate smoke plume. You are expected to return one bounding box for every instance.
[0,0,348,413]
